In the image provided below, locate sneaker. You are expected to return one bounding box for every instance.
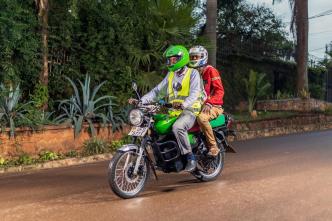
[184,159,197,172]
[208,146,220,157]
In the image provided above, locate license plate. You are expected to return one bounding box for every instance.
[128,126,148,137]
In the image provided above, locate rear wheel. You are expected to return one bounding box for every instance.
[108,150,150,199]
[192,144,225,182]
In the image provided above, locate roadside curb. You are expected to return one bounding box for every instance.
[0,153,113,175]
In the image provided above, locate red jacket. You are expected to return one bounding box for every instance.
[202,65,224,106]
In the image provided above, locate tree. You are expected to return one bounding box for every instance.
[273,0,309,95]
[35,0,49,110]
[217,1,293,59]
[204,0,217,66]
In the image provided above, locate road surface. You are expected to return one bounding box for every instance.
[0,130,332,221]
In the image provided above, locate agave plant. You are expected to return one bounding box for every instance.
[0,84,31,138]
[57,74,112,138]
[106,99,130,132]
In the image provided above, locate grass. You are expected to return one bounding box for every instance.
[233,111,298,122]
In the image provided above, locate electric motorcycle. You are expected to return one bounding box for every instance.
[108,83,236,199]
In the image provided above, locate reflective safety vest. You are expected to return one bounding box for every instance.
[167,68,202,117]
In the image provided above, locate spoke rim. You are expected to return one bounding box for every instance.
[114,152,147,195]
[197,153,223,177]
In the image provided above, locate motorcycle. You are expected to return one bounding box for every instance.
[108,82,236,199]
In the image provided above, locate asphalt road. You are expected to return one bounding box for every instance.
[1,130,332,221]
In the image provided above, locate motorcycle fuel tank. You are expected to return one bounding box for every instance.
[153,114,177,135]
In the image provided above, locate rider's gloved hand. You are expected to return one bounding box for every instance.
[128,98,139,105]
[172,102,183,110]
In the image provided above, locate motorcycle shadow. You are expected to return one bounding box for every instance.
[140,173,211,197]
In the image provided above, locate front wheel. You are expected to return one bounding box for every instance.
[192,149,225,182]
[108,150,150,199]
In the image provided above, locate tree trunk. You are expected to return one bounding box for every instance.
[37,0,49,110]
[295,0,309,94]
[204,0,217,67]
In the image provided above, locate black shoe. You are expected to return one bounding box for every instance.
[184,159,197,172]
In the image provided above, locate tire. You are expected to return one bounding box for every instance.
[108,150,150,199]
[192,148,225,182]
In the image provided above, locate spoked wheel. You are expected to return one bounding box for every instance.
[108,150,150,199]
[192,148,225,182]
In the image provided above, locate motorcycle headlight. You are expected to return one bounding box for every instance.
[128,109,144,126]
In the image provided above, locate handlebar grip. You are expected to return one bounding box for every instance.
[163,103,173,108]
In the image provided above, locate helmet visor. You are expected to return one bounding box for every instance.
[166,56,181,66]
[189,53,202,61]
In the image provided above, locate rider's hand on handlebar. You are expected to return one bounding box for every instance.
[128,98,139,105]
[172,102,183,110]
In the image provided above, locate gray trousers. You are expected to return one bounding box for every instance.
[172,110,196,155]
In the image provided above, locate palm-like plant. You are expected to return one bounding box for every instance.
[0,84,30,138]
[243,70,271,114]
[57,74,112,138]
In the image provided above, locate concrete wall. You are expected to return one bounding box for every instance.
[233,114,332,141]
[256,98,332,112]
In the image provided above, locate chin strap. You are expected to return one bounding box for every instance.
[174,66,186,75]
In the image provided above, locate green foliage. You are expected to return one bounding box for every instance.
[298,89,310,100]
[65,150,78,158]
[243,70,271,113]
[217,0,293,59]
[30,83,49,109]
[38,150,59,161]
[217,0,295,109]
[0,84,31,137]
[275,90,294,100]
[106,100,127,132]
[57,74,111,138]
[110,136,132,151]
[0,156,6,166]
[17,153,35,165]
[17,108,55,129]
[308,66,327,100]
[0,0,40,96]
[46,0,198,105]
[82,137,111,156]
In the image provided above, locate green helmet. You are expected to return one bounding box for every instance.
[164,45,189,72]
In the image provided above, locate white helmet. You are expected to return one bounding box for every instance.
[189,45,208,68]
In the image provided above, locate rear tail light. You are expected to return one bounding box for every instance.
[227,116,233,129]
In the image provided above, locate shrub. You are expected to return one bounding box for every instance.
[17,153,35,165]
[0,156,6,166]
[65,150,79,158]
[38,150,59,161]
[82,137,111,156]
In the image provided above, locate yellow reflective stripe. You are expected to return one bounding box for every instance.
[177,69,191,97]
[168,71,175,99]
[167,68,202,114]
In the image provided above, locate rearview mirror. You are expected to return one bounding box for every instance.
[132,82,138,91]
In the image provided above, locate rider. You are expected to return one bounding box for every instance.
[129,45,203,172]
[189,45,225,156]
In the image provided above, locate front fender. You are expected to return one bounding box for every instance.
[117,144,139,153]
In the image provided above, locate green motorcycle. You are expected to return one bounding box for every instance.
[108,83,236,199]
